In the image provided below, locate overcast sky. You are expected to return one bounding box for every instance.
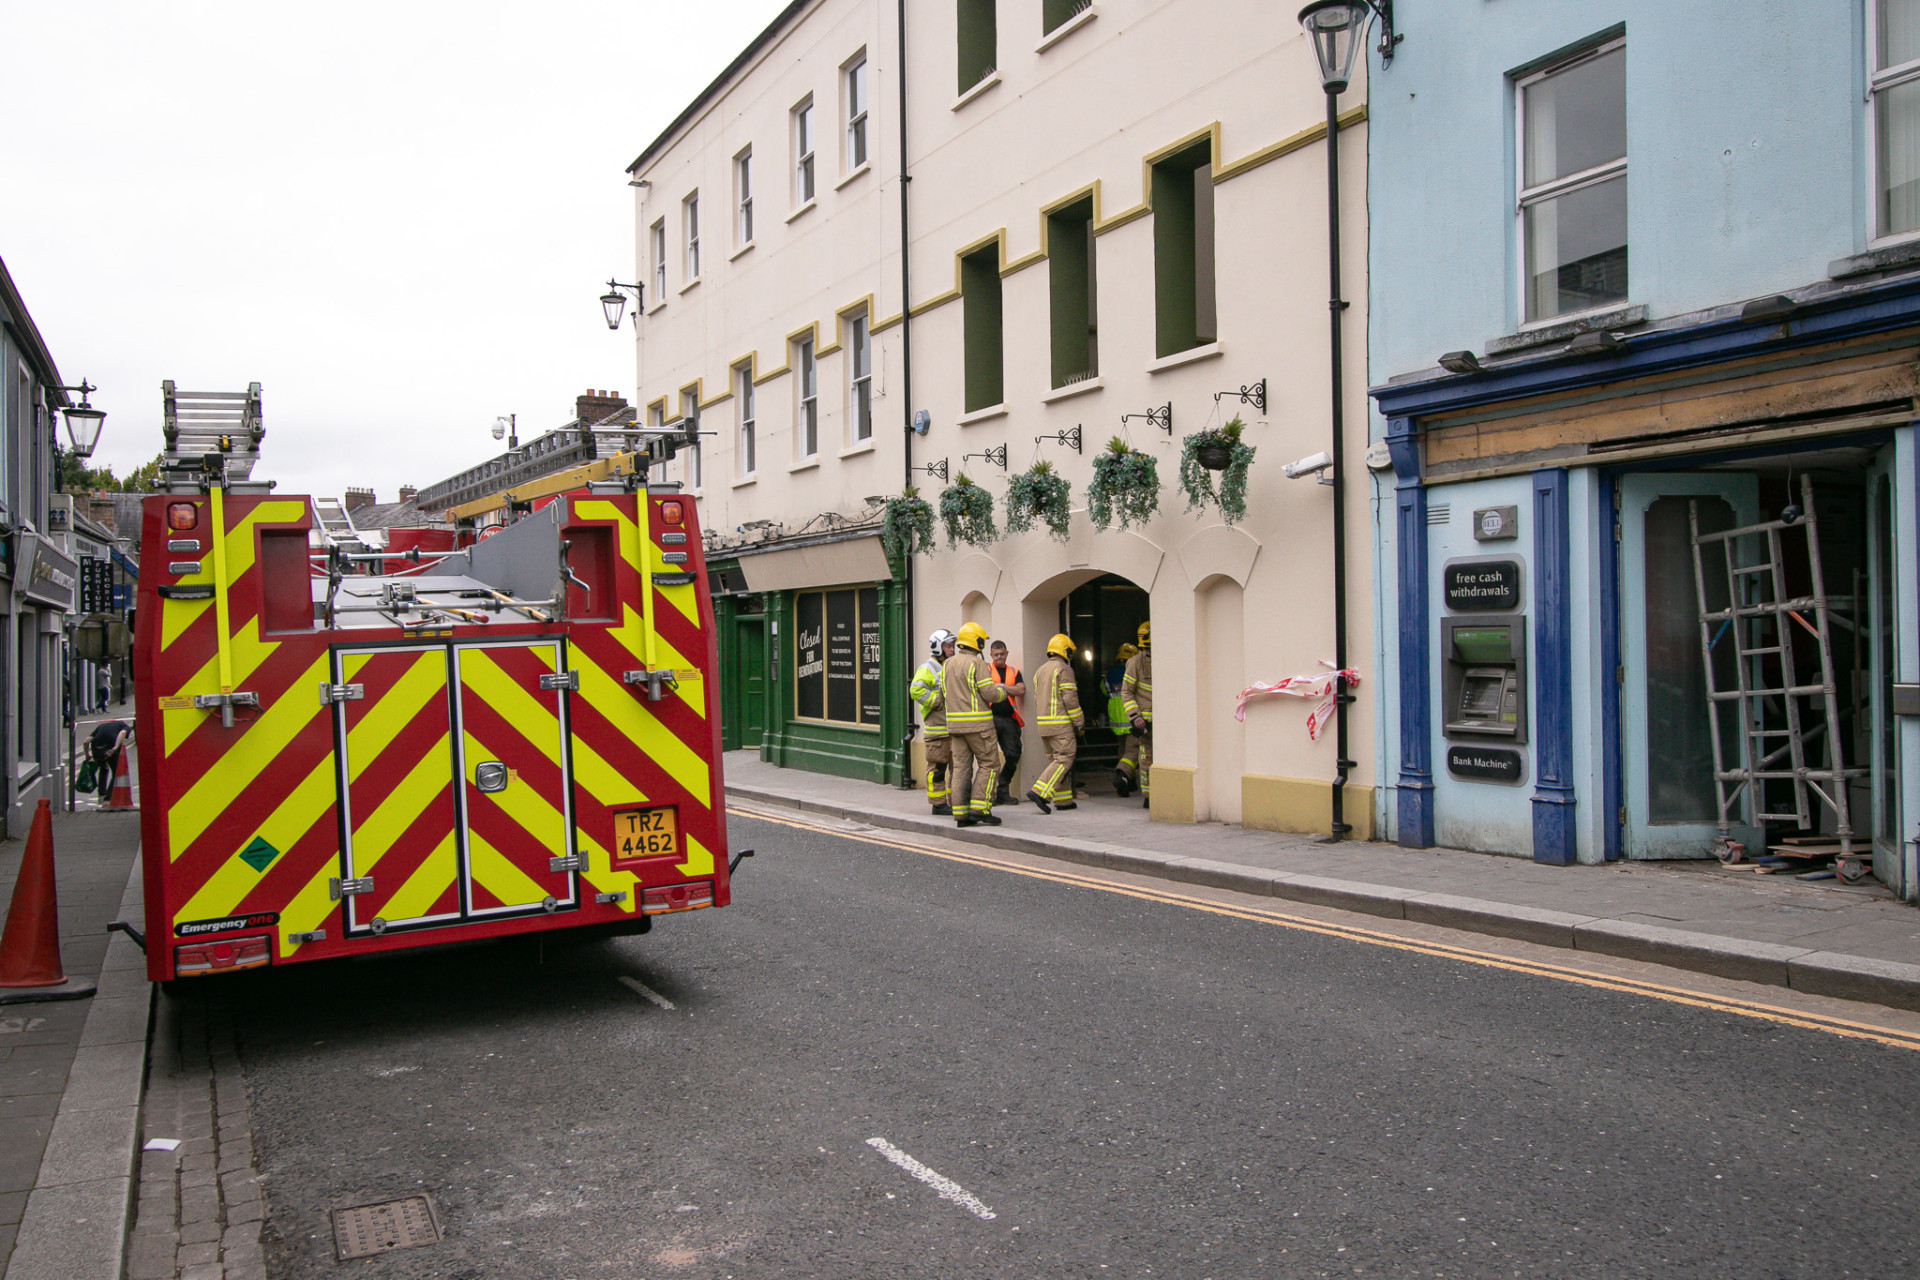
[1,0,789,499]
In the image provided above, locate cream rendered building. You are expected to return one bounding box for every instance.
[625,0,1375,835]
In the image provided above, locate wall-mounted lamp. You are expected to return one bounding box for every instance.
[54,379,107,457]
[1299,0,1401,91]
[1437,350,1483,376]
[600,279,645,330]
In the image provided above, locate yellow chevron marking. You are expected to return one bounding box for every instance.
[678,833,716,878]
[278,861,344,953]
[466,829,550,909]
[575,499,643,572]
[659,580,699,626]
[349,732,453,874]
[343,653,448,787]
[600,604,705,717]
[379,831,461,922]
[175,753,336,921]
[167,652,331,857]
[457,648,564,771]
[571,647,710,800]
[580,864,639,911]
[159,499,304,650]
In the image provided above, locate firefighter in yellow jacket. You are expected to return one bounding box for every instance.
[942,621,1007,826]
[1026,634,1084,814]
[910,629,958,814]
[1115,621,1153,807]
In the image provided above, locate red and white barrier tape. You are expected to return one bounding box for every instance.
[1233,662,1361,741]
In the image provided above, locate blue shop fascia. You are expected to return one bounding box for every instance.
[1372,261,1920,899]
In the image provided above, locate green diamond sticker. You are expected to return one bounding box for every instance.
[238,837,280,873]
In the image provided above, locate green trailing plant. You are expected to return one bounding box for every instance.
[880,488,937,560]
[1178,415,1257,526]
[1087,437,1160,531]
[1003,460,1072,542]
[938,473,999,549]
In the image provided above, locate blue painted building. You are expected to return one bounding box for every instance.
[1366,1,1919,898]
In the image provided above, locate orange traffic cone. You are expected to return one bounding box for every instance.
[0,800,96,1004]
[102,748,136,811]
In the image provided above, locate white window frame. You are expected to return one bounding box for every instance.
[683,193,701,282]
[1513,36,1628,329]
[793,98,816,206]
[736,366,756,477]
[847,314,872,444]
[1869,1,1920,246]
[844,53,869,172]
[734,147,754,247]
[680,389,702,490]
[650,220,667,304]
[795,336,819,459]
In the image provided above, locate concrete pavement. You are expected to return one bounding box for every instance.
[0,808,146,1280]
[723,751,1920,1010]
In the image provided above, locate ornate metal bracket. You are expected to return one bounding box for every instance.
[1034,425,1083,454]
[915,457,949,483]
[1213,379,1266,414]
[963,444,1008,471]
[1122,403,1173,436]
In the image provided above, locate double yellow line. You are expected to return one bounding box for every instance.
[734,804,1920,1053]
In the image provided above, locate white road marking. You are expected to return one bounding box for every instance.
[864,1137,997,1220]
[618,975,675,1009]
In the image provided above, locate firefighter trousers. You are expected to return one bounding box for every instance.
[948,728,1003,815]
[923,733,951,808]
[1118,726,1152,797]
[1033,730,1076,803]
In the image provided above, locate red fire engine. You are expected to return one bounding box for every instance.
[133,382,734,982]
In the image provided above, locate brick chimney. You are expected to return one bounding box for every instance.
[576,388,632,426]
[398,485,418,505]
[344,487,376,511]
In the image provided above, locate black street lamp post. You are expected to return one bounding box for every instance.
[1295,0,1396,841]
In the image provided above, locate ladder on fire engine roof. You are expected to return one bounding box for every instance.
[160,380,269,493]
[312,497,361,548]
[1690,473,1866,857]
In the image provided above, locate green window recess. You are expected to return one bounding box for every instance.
[1152,139,1218,358]
[961,244,1004,412]
[1048,197,1098,389]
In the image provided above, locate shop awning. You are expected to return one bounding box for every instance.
[736,533,890,593]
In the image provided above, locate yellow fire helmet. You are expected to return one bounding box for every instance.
[1137,620,1151,647]
[1118,643,1139,661]
[956,621,990,652]
[1047,633,1075,661]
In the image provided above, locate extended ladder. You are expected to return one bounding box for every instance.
[160,380,268,493]
[1690,473,1865,858]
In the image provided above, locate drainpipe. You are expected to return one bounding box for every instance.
[1323,89,1354,842]
[895,0,916,787]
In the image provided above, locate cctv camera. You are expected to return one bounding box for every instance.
[1283,451,1333,480]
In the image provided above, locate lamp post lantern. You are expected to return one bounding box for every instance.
[600,279,644,330]
[56,379,106,458]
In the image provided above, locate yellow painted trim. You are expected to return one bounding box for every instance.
[1148,764,1196,824]
[1242,773,1376,841]
[1215,103,1367,183]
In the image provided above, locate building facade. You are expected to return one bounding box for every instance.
[626,0,1378,832]
[0,256,83,836]
[1368,1,1919,897]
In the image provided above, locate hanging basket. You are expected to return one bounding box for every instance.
[1195,444,1233,472]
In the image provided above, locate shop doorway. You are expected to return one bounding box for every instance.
[1617,440,1902,885]
[1057,574,1150,793]
[729,611,768,749]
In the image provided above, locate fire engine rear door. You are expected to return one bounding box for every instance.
[334,646,461,933]
[453,640,579,915]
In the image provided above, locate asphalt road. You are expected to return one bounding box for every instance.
[197,812,1919,1278]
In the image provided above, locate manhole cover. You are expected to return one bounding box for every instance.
[332,1195,442,1260]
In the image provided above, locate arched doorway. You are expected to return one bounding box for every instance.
[1020,571,1149,799]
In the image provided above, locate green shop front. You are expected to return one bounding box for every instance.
[708,531,908,785]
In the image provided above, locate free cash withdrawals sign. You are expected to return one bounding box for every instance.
[1444,561,1520,611]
